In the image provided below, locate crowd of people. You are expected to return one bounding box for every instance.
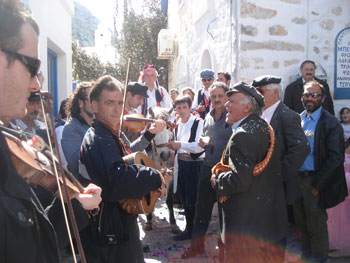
[1,1,350,263]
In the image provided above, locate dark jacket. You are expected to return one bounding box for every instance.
[270,102,310,204]
[0,131,59,263]
[80,119,161,244]
[213,114,288,248]
[0,131,90,263]
[284,77,334,115]
[312,109,348,209]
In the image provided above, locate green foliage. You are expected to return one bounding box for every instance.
[72,0,168,87]
[115,0,168,85]
[72,41,120,82]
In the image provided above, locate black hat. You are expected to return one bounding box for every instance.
[28,92,40,102]
[226,81,265,108]
[127,82,148,98]
[251,75,281,88]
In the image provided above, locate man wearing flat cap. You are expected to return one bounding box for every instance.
[252,75,310,225]
[125,82,148,115]
[124,82,150,142]
[192,69,215,119]
[211,82,288,263]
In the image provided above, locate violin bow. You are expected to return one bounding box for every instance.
[39,92,86,263]
[119,58,131,137]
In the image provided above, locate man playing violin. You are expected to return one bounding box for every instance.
[123,81,149,142]
[0,1,102,262]
[80,75,167,263]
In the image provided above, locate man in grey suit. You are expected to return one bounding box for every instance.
[252,76,310,211]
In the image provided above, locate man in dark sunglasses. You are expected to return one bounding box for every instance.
[0,2,102,263]
[192,69,215,119]
[294,80,347,262]
[1,47,41,78]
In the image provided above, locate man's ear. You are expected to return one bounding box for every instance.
[244,103,252,113]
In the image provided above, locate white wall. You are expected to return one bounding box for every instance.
[167,0,350,115]
[28,0,74,107]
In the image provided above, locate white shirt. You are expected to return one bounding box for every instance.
[261,100,281,124]
[176,114,204,155]
[192,88,213,113]
[137,85,172,113]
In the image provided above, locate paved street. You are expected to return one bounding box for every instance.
[140,198,350,263]
[62,197,350,263]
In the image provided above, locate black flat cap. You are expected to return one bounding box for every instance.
[28,92,40,102]
[127,82,148,97]
[226,81,265,108]
[251,75,281,88]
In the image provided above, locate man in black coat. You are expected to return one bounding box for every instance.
[252,75,310,216]
[284,60,334,115]
[294,80,348,262]
[80,75,167,263]
[211,82,288,263]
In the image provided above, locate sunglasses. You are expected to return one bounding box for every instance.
[302,92,322,98]
[1,47,41,78]
[202,78,213,82]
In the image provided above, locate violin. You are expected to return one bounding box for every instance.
[3,130,82,201]
[122,113,177,133]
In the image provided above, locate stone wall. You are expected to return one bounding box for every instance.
[167,0,350,114]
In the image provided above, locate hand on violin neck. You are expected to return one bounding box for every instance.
[75,183,102,210]
[148,118,166,134]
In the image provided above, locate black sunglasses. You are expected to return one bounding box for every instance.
[1,47,41,78]
[302,92,322,98]
[202,78,213,82]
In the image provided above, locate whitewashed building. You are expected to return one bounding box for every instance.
[23,0,74,115]
[164,0,350,115]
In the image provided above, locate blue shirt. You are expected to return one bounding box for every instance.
[299,106,322,171]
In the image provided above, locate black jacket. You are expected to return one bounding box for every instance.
[270,102,310,204]
[312,109,348,209]
[284,77,334,115]
[213,114,288,247]
[0,131,59,263]
[80,119,161,243]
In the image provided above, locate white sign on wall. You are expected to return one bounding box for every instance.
[334,28,350,99]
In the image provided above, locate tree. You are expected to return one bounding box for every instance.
[115,0,168,87]
[72,41,120,81]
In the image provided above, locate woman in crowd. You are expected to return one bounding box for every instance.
[327,137,350,257]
